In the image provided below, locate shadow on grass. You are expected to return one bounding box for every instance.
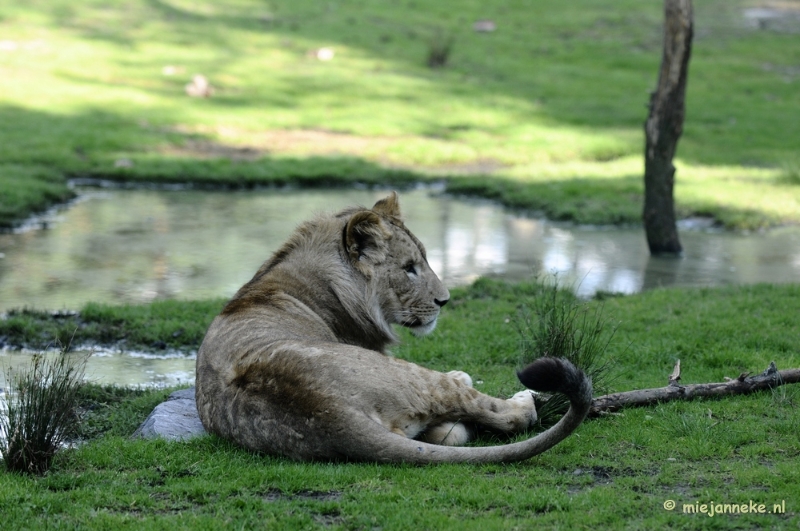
[0,104,424,228]
[40,0,799,169]
[0,104,794,230]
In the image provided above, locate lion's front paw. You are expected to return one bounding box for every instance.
[507,390,538,426]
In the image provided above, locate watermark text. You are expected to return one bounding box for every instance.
[663,499,786,517]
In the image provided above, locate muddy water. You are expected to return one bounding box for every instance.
[1,186,799,387]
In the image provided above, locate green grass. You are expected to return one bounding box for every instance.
[0,299,227,353]
[75,384,175,440]
[2,280,799,528]
[1,0,799,229]
[0,165,75,228]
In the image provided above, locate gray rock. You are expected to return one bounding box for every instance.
[133,386,207,441]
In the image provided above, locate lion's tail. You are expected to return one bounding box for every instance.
[341,357,593,464]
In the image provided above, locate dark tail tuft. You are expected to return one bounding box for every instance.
[517,357,592,401]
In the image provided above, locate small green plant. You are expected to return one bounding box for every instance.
[517,281,616,426]
[1,350,89,474]
[426,27,454,68]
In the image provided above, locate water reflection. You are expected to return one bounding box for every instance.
[0,349,195,390]
[1,187,800,311]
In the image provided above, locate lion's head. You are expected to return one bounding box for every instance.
[216,191,450,350]
[342,192,450,338]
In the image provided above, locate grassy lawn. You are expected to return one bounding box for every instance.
[2,1,799,528]
[1,0,799,228]
[1,280,799,528]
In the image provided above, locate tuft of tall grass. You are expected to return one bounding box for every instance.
[1,351,89,475]
[426,28,455,68]
[516,282,616,426]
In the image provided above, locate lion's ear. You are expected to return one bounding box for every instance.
[372,191,401,219]
[345,210,391,267]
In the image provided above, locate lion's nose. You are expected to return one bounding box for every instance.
[434,297,448,308]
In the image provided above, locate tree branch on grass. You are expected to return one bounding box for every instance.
[588,359,800,417]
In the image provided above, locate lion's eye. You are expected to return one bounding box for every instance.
[404,262,417,276]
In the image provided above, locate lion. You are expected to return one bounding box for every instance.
[195,192,592,463]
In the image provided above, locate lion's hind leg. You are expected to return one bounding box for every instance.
[444,371,538,433]
[418,421,473,446]
[446,370,473,387]
[417,370,475,446]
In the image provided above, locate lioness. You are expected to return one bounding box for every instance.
[195,192,592,463]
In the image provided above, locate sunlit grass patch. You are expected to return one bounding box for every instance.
[675,163,800,230]
[1,0,799,228]
[779,162,800,186]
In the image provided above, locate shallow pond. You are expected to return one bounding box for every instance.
[3,186,800,311]
[0,349,194,391]
[1,186,800,388]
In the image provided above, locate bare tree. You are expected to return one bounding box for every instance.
[643,0,693,255]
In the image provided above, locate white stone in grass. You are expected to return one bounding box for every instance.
[473,20,496,32]
[310,47,335,61]
[185,74,214,98]
[133,387,207,441]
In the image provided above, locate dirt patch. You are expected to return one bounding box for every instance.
[263,488,342,503]
[161,138,265,161]
[249,129,397,156]
[744,2,800,32]
[312,509,346,527]
[567,465,653,494]
[164,126,400,161]
[161,125,506,174]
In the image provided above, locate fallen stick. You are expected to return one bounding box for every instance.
[588,360,800,417]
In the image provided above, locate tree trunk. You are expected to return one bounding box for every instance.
[643,0,693,255]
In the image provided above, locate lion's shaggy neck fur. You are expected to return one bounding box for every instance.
[221,213,397,352]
